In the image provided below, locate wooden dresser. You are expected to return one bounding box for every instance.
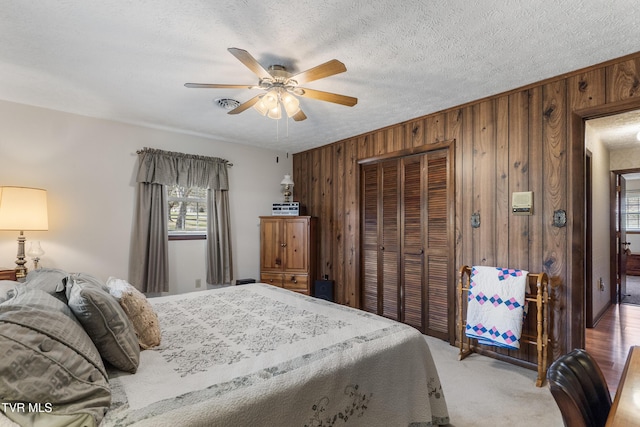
[0,268,17,281]
[627,254,640,276]
[259,216,317,295]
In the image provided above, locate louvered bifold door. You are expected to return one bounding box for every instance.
[360,145,453,340]
[424,148,452,340]
[401,156,425,331]
[361,163,379,314]
[380,160,400,320]
[361,160,401,320]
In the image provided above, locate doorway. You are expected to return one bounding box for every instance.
[617,171,640,305]
[584,110,640,326]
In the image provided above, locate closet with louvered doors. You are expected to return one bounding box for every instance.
[360,144,454,339]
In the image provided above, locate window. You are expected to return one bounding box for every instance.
[167,185,207,239]
[627,190,640,231]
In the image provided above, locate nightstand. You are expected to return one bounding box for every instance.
[0,268,17,281]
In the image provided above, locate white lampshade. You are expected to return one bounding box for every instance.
[0,187,49,231]
[281,92,300,117]
[253,96,269,116]
[262,90,279,110]
[266,103,282,120]
[281,174,294,186]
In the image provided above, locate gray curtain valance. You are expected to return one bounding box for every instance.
[136,147,230,190]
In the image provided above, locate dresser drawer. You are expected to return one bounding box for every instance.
[283,274,309,295]
[260,273,283,287]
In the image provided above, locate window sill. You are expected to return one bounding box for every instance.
[169,234,206,241]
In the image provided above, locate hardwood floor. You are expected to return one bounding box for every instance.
[586,301,640,396]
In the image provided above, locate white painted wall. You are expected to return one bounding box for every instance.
[585,123,611,317]
[0,100,293,294]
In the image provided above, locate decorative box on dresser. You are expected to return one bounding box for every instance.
[259,216,317,295]
[0,269,17,281]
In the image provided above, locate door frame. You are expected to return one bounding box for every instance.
[611,169,640,303]
[585,149,593,327]
[571,97,640,350]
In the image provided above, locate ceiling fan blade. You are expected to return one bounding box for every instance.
[227,48,272,80]
[290,59,347,85]
[292,109,307,121]
[298,88,358,107]
[184,83,257,89]
[227,94,262,115]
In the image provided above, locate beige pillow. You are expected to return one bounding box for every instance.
[106,277,161,350]
[65,273,140,373]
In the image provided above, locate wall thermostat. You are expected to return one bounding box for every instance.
[512,191,533,216]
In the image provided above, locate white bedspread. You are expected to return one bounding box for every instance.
[101,284,449,426]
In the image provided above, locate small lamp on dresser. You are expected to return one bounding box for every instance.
[280,174,294,203]
[0,186,49,279]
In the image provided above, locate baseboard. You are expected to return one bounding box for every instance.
[591,301,612,328]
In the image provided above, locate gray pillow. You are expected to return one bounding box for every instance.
[24,268,68,303]
[0,288,110,425]
[0,280,21,303]
[65,273,140,373]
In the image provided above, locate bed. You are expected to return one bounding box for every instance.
[1,273,449,427]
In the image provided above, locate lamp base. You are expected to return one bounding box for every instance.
[14,231,27,279]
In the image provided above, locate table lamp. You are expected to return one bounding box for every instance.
[0,187,49,279]
[280,174,294,203]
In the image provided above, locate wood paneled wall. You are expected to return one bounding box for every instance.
[293,52,640,359]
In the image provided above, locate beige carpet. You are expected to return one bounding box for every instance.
[423,335,563,426]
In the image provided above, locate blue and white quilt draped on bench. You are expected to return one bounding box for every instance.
[465,266,529,350]
[102,284,449,426]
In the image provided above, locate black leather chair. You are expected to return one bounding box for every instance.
[547,348,612,427]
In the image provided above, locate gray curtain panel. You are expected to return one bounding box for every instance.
[130,182,168,293]
[130,148,232,292]
[207,189,233,285]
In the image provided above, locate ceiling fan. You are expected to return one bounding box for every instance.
[184,48,357,121]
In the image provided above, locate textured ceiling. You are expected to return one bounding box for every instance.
[2,1,640,153]
[587,109,640,150]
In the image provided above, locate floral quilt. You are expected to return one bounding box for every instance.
[102,284,449,426]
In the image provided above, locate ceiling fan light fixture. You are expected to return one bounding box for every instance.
[262,89,279,110]
[253,96,269,116]
[281,92,301,117]
[186,48,356,123]
[266,103,282,120]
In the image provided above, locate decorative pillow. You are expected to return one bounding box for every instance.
[0,280,22,303]
[106,277,162,350]
[65,273,140,373]
[0,288,110,425]
[24,268,68,303]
